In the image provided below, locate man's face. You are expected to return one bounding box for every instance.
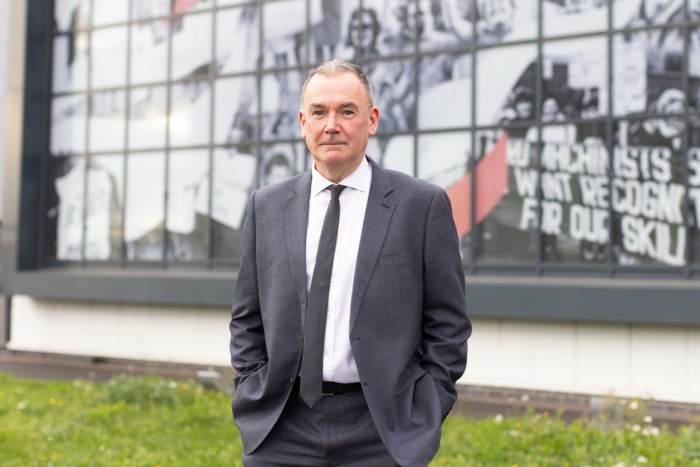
[299,72,379,180]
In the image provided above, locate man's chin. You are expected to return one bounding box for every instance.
[317,149,348,161]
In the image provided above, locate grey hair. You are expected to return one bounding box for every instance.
[299,59,375,109]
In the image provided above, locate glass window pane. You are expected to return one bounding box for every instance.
[614,0,684,29]
[217,6,260,74]
[540,122,610,263]
[369,58,416,134]
[129,85,167,150]
[418,53,471,130]
[93,0,128,26]
[214,76,258,145]
[261,70,303,141]
[125,152,165,261]
[542,37,609,122]
[167,150,209,262]
[690,122,700,264]
[218,0,251,5]
[335,1,371,62]
[51,95,88,156]
[169,77,212,147]
[612,118,686,266]
[210,147,257,260]
[53,35,89,93]
[263,0,307,68]
[54,0,90,33]
[369,134,415,176]
[475,0,538,45]
[130,20,169,85]
[89,90,126,152]
[613,29,685,117]
[474,129,538,263]
[86,154,125,261]
[689,27,700,105]
[477,44,537,126]
[417,131,470,188]
[375,0,416,56]
[48,155,86,260]
[131,0,171,20]
[260,142,305,186]
[181,0,212,13]
[543,0,607,37]
[171,12,213,80]
[309,0,345,64]
[91,27,128,89]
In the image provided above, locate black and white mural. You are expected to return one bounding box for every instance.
[47,0,700,267]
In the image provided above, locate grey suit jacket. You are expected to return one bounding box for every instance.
[230,157,471,467]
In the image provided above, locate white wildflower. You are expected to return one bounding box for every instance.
[629,401,639,410]
[16,401,27,410]
[169,381,178,389]
[631,424,641,432]
[494,414,504,423]
[636,455,648,464]
[643,415,653,424]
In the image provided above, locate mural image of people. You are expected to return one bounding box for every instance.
[345,6,381,61]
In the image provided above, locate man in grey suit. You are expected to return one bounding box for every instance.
[230,59,471,466]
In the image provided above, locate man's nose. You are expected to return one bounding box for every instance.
[324,113,339,132]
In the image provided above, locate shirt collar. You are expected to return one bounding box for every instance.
[310,156,372,198]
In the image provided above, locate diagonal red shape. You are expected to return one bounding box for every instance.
[447,132,509,237]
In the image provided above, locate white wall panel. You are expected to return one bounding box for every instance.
[462,318,700,404]
[9,296,231,367]
[8,297,700,403]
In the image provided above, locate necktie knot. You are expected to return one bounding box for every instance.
[329,184,346,200]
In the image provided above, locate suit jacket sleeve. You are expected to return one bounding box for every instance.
[422,188,471,416]
[229,192,268,387]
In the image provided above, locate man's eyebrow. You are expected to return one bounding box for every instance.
[307,102,360,110]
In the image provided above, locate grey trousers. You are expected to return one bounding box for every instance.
[243,389,400,466]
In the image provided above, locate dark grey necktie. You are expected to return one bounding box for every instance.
[299,184,346,407]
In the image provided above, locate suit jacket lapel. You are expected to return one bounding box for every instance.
[284,172,312,324]
[350,158,395,331]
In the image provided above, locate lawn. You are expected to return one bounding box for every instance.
[1,371,699,466]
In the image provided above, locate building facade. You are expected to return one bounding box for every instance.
[1,0,699,403]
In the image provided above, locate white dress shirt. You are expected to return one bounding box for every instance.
[306,158,371,383]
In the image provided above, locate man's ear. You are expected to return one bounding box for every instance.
[368,106,380,136]
[298,110,307,138]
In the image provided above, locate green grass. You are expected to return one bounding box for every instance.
[1,371,699,466]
